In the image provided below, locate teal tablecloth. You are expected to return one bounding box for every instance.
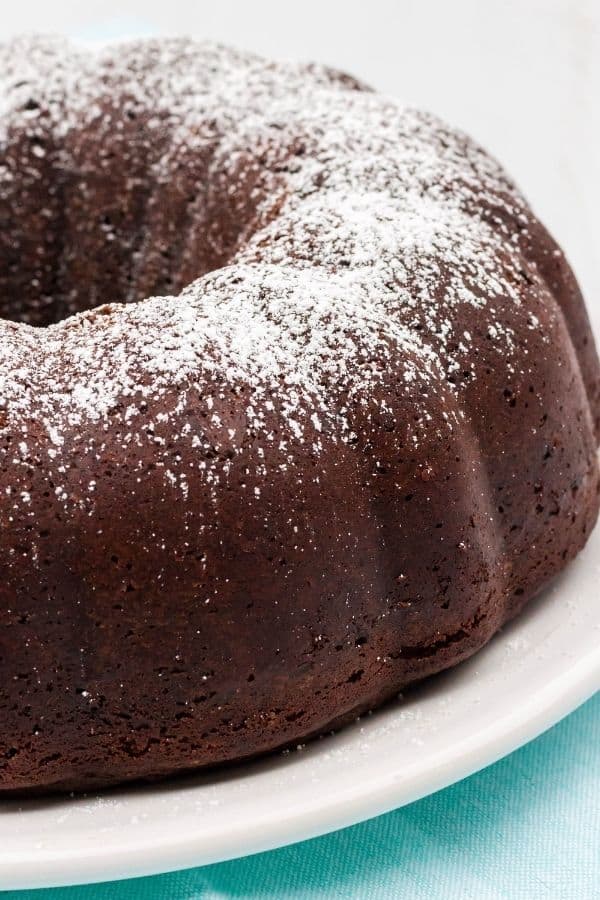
[3,692,599,899]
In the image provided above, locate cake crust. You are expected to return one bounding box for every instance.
[0,37,598,793]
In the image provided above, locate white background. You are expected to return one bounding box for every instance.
[1,0,598,329]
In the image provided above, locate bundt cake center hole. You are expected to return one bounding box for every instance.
[0,129,260,326]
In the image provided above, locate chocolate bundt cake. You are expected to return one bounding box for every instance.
[0,36,598,794]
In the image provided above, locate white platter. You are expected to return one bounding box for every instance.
[1,522,598,889]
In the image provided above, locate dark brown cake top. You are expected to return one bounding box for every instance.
[0,36,543,512]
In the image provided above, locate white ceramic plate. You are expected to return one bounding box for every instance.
[1,523,598,890]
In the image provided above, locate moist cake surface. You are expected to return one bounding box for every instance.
[0,36,598,793]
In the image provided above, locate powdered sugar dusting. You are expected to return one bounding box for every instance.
[0,36,542,507]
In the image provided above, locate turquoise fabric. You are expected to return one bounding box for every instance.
[3,692,599,899]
